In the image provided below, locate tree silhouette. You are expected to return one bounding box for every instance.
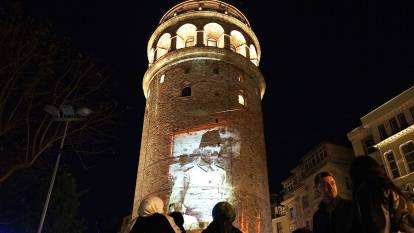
[0,1,117,183]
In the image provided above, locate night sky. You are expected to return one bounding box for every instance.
[21,0,414,231]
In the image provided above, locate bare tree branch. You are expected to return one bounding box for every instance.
[0,11,117,183]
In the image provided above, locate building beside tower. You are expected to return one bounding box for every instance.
[132,1,271,232]
[272,141,354,233]
[347,85,414,190]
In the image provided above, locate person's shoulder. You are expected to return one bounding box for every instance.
[339,196,352,203]
[337,196,353,207]
[313,207,323,218]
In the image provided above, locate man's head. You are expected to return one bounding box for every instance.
[314,171,338,201]
[198,130,222,164]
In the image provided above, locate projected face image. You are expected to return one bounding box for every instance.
[168,127,239,230]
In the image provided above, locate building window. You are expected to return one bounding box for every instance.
[378,124,388,140]
[238,94,245,106]
[385,151,400,178]
[362,135,376,155]
[181,87,191,97]
[389,117,400,134]
[160,74,165,83]
[289,207,296,220]
[398,113,409,129]
[401,141,414,172]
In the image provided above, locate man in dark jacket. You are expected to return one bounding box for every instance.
[312,171,353,233]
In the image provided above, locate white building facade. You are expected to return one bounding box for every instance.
[347,85,414,190]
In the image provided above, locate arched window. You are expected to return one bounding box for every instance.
[176,24,197,49]
[401,141,414,172]
[230,30,247,57]
[203,23,224,48]
[156,33,171,59]
[249,44,259,66]
[181,87,191,97]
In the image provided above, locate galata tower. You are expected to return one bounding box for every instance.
[133,1,271,232]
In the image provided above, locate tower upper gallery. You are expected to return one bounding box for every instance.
[143,0,265,99]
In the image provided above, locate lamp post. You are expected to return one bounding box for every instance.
[36,105,92,233]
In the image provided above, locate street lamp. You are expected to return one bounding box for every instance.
[36,105,92,233]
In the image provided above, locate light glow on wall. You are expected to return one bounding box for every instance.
[168,126,240,230]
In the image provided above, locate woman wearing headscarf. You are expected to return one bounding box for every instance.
[130,196,181,233]
[350,156,414,233]
[202,202,242,233]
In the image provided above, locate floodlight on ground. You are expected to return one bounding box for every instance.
[43,105,60,118]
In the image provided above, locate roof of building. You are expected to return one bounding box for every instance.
[361,85,414,126]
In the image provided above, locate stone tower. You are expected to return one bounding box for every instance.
[133,1,271,232]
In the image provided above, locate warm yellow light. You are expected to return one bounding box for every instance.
[375,124,414,148]
[238,94,245,106]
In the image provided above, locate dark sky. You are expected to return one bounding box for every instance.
[22,0,413,231]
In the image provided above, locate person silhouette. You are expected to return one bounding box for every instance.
[202,201,242,233]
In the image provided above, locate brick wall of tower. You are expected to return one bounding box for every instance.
[133,59,271,233]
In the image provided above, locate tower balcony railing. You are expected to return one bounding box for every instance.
[149,32,258,67]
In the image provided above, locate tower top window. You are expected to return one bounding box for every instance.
[203,23,224,48]
[176,23,197,49]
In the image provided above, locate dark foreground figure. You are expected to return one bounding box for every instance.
[130,196,180,233]
[169,211,186,233]
[202,202,242,233]
[350,156,414,233]
[293,228,313,233]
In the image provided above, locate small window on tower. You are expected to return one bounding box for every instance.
[160,74,165,83]
[181,87,191,97]
[238,94,245,106]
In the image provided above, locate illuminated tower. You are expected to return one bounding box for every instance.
[133,1,270,232]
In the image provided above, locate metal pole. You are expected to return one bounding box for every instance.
[37,121,69,233]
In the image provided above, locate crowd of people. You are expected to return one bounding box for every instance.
[310,155,414,233]
[130,197,241,233]
[130,156,414,233]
